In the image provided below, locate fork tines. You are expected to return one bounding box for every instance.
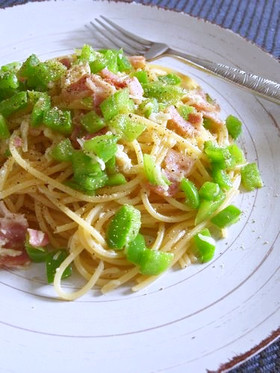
[87,16,150,55]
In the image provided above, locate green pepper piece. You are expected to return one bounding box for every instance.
[100,89,134,121]
[18,54,40,86]
[0,114,10,139]
[195,192,226,225]
[203,117,213,130]
[25,243,48,263]
[132,70,148,84]
[158,73,181,85]
[180,177,200,209]
[241,163,263,191]
[0,91,28,117]
[74,173,109,192]
[177,104,195,120]
[1,62,21,73]
[43,107,72,135]
[211,205,241,228]
[71,151,102,178]
[83,134,119,162]
[51,138,74,162]
[139,249,174,275]
[143,154,170,189]
[106,156,117,175]
[80,110,105,133]
[143,81,185,104]
[212,166,232,190]
[227,144,245,166]
[106,173,126,186]
[226,115,242,140]
[193,228,216,263]
[0,71,19,91]
[106,205,141,250]
[31,93,51,127]
[77,44,97,63]
[117,51,132,72]
[46,249,72,283]
[125,233,146,264]
[204,141,233,169]
[90,49,118,74]
[109,113,146,141]
[199,181,220,200]
[138,98,159,118]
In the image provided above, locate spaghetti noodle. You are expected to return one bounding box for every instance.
[0,45,262,300]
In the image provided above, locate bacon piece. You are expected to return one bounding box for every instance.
[60,72,115,109]
[100,69,143,103]
[148,150,195,197]
[0,202,30,268]
[85,74,116,107]
[100,68,126,88]
[167,106,197,137]
[27,229,49,247]
[201,110,225,129]
[184,88,220,113]
[128,55,146,69]
[147,182,180,198]
[0,251,30,268]
[187,112,203,129]
[125,77,144,101]
[59,57,72,69]
[164,149,194,179]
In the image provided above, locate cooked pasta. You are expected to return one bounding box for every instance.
[0,45,262,300]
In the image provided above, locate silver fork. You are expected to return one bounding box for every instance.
[88,16,280,105]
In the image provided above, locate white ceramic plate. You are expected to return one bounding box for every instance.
[0,1,279,372]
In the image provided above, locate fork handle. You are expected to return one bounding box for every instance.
[167,48,280,105]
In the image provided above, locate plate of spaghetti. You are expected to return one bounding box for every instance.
[0,1,279,373]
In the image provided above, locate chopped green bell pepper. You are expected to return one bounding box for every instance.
[51,138,74,162]
[158,73,181,85]
[199,181,220,200]
[83,134,119,162]
[0,91,28,117]
[143,81,185,105]
[177,104,195,120]
[100,88,134,121]
[90,49,118,74]
[71,150,102,178]
[43,107,72,135]
[25,243,48,263]
[46,249,72,283]
[138,98,159,118]
[125,233,146,264]
[180,177,200,209]
[143,154,170,189]
[106,205,141,250]
[31,93,51,127]
[132,70,148,84]
[0,114,10,139]
[241,163,263,191]
[80,110,105,133]
[204,141,233,169]
[139,249,174,275]
[226,115,242,140]
[106,173,126,186]
[212,166,232,190]
[193,228,216,263]
[195,192,226,225]
[211,204,241,228]
[109,113,146,141]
